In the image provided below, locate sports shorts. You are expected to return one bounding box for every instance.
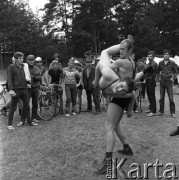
[111,97,131,109]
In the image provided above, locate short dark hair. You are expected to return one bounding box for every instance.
[14,52,24,59]
[27,55,35,60]
[163,49,170,55]
[148,51,155,57]
[124,77,134,93]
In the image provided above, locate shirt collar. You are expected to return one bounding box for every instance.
[14,63,24,68]
[161,59,171,63]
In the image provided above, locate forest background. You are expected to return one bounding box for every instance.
[0,0,179,68]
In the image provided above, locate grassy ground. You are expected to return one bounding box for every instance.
[0,70,179,180]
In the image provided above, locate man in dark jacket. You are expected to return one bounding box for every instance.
[83,58,100,114]
[7,52,38,130]
[158,49,178,118]
[145,51,158,117]
[26,55,42,123]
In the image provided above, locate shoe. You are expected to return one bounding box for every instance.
[170,127,179,136]
[117,147,133,156]
[29,122,38,126]
[158,112,164,116]
[7,126,15,130]
[171,114,177,118]
[145,110,151,113]
[32,119,39,123]
[65,114,70,117]
[86,109,92,112]
[0,109,7,116]
[72,112,76,115]
[94,111,100,115]
[17,122,24,127]
[94,158,112,175]
[35,115,43,120]
[147,112,156,117]
[134,110,139,113]
[60,111,64,114]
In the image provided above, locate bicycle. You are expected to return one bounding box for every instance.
[0,83,7,106]
[37,84,61,121]
[0,82,26,118]
[0,82,9,116]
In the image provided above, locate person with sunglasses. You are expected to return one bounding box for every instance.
[35,57,46,76]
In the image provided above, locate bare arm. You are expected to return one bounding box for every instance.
[76,71,82,87]
[134,71,144,82]
[99,44,121,64]
[128,91,136,111]
[127,91,136,117]
[109,59,123,70]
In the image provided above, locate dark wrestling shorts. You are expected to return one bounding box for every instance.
[111,97,131,109]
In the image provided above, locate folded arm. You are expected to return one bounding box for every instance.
[100,44,121,63]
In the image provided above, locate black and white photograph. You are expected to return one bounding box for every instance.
[0,0,179,179]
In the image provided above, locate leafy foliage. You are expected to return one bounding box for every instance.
[1,0,179,67]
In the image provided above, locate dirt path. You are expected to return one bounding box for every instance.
[0,79,179,179]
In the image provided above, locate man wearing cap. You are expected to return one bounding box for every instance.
[35,57,46,76]
[83,57,100,114]
[17,55,42,125]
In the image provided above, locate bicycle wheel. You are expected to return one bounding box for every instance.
[37,93,56,121]
[50,91,60,117]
